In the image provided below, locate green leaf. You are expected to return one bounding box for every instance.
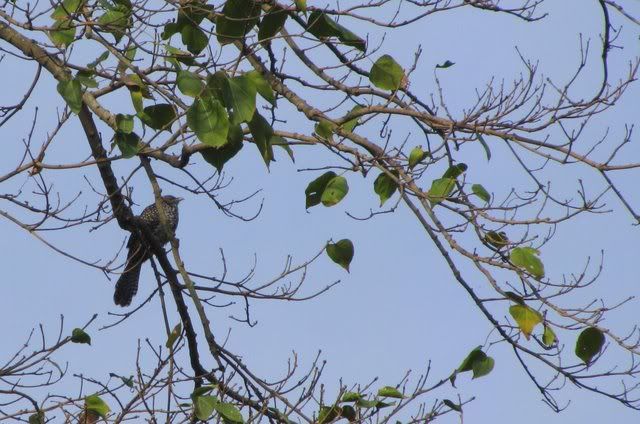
[408,146,428,169]
[427,177,455,204]
[116,113,134,133]
[510,247,545,279]
[85,395,110,419]
[472,356,494,379]
[123,46,137,62]
[326,239,354,272]
[436,60,455,69]
[166,322,182,348]
[370,55,405,91]
[178,3,212,26]
[76,70,98,88]
[115,131,141,158]
[271,135,294,162]
[56,79,83,114]
[315,119,336,140]
[193,395,217,420]
[318,405,341,424]
[509,304,543,340]
[177,71,203,97]
[214,402,243,423]
[575,327,605,365]
[141,104,176,131]
[340,392,362,403]
[187,96,230,147]
[341,105,363,132]
[442,163,468,179]
[216,0,260,45]
[443,399,461,412]
[321,176,349,207]
[192,386,214,398]
[457,346,494,378]
[114,0,132,8]
[245,70,275,105]
[205,71,228,105]
[374,172,398,206]
[477,133,492,161]
[543,325,557,347]
[377,386,404,399]
[472,184,490,203]
[28,411,45,424]
[200,124,244,172]
[307,11,366,52]
[223,74,257,124]
[97,5,131,43]
[51,0,84,19]
[485,231,508,249]
[305,171,337,209]
[181,24,209,55]
[247,112,275,166]
[258,5,288,44]
[162,22,183,40]
[49,19,76,47]
[71,328,91,344]
[457,346,484,372]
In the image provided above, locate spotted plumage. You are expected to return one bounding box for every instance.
[113,195,182,306]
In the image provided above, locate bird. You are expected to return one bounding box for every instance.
[113,195,183,306]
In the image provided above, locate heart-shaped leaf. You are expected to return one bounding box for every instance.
[326,239,354,271]
[370,55,405,91]
[321,176,349,206]
[509,304,542,340]
[510,247,545,279]
[71,328,91,345]
[575,327,605,365]
[187,96,229,147]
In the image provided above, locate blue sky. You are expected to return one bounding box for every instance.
[2,0,640,422]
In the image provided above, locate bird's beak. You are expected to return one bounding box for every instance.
[177,197,184,203]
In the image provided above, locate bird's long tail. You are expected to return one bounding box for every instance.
[114,238,148,306]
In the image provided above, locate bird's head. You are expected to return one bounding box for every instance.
[162,195,183,205]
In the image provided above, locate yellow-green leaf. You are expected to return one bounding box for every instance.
[49,19,76,47]
[370,55,405,91]
[56,79,83,114]
[509,304,542,340]
[510,247,545,279]
[472,184,490,203]
[427,177,455,204]
[321,176,349,206]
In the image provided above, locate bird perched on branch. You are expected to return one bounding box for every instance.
[114,195,183,306]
